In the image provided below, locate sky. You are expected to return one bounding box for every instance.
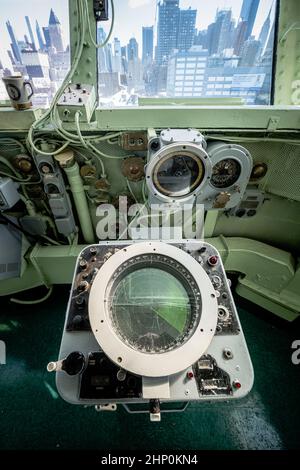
[0,0,275,67]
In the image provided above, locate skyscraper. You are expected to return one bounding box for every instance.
[127,38,139,61]
[21,50,50,80]
[207,10,233,56]
[234,20,248,55]
[25,16,36,51]
[112,37,122,73]
[240,37,261,66]
[7,50,15,66]
[206,23,216,55]
[43,27,52,49]
[98,27,112,73]
[121,46,128,73]
[259,7,271,52]
[215,9,233,55]
[156,0,180,65]
[48,8,64,52]
[6,20,22,64]
[156,0,197,65]
[240,0,259,40]
[142,27,154,65]
[36,21,45,51]
[177,7,197,52]
[167,46,208,97]
[194,30,207,49]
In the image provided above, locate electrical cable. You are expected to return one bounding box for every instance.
[10,286,54,305]
[126,179,139,203]
[85,0,115,49]
[0,213,63,246]
[279,22,300,43]
[75,111,89,149]
[28,0,86,155]
[0,171,32,183]
[0,138,26,153]
[204,134,300,145]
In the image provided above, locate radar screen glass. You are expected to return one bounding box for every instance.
[106,255,202,354]
[153,152,205,197]
[211,158,241,188]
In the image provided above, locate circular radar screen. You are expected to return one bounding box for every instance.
[153,152,205,197]
[211,158,241,188]
[107,256,201,354]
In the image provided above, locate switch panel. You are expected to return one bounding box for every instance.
[57,84,97,123]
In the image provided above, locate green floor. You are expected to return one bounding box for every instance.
[0,285,299,450]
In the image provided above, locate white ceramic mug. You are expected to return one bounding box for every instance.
[2,75,34,110]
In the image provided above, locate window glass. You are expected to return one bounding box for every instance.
[0,0,70,107]
[98,0,276,106]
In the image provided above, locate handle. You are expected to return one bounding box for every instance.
[24,81,34,99]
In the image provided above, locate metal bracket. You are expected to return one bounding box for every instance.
[122,402,189,414]
[95,403,117,412]
[267,116,280,132]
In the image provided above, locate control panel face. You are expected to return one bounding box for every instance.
[146,129,253,211]
[55,240,253,408]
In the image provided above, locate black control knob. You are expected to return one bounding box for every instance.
[61,352,85,376]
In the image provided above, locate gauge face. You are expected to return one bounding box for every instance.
[153,151,205,197]
[211,158,241,188]
[107,255,201,354]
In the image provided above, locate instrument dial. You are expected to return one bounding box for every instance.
[211,158,241,188]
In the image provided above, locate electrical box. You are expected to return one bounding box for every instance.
[57,84,97,123]
[94,0,109,21]
[0,178,20,211]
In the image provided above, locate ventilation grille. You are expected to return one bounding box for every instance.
[245,142,300,202]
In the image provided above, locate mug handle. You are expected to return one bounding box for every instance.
[24,81,34,99]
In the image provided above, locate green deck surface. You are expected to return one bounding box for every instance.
[0,286,299,450]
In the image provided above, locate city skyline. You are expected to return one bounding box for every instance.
[0,0,276,107]
[0,0,69,68]
[0,0,274,67]
[96,0,276,105]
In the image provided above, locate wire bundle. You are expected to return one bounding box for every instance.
[27,0,120,178]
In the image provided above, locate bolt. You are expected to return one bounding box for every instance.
[76,297,84,306]
[41,165,50,174]
[78,281,88,292]
[79,260,87,270]
[117,369,127,382]
[223,348,233,360]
